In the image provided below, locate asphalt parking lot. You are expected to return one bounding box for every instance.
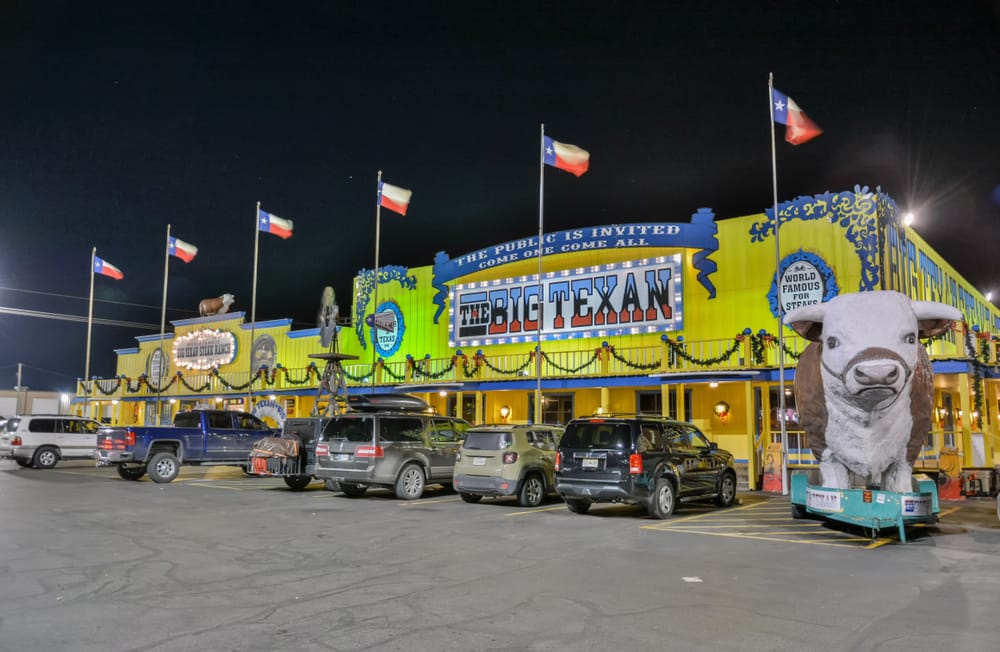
[2,461,999,652]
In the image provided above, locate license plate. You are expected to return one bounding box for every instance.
[334,454,349,461]
[582,458,599,469]
[473,457,486,466]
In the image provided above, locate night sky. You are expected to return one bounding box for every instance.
[2,1,999,392]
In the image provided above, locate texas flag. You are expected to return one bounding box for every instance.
[258,209,294,239]
[93,256,124,280]
[168,236,198,263]
[378,180,413,216]
[543,136,590,177]
[771,89,823,145]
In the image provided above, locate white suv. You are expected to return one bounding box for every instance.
[0,415,102,469]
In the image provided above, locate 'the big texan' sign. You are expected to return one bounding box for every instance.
[449,257,682,346]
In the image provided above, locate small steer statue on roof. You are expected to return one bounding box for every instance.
[198,293,235,317]
[783,291,962,493]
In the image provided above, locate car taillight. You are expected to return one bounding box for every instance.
[629,453,643,475]
[355,445,384,458]
[502,451,518,464]
[11,436,22,446]
[125,429,136,446]
[315,443,329,457]
[555,451,562,471]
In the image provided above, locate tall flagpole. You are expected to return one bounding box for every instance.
[769,72,789,495]
[85,247,96,389]
[372,170,383,393]
[250,201,261,408]
[157,224,171,424]
[535,124,545,424]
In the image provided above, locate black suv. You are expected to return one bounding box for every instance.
[555,415,737,518]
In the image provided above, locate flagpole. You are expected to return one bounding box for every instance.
[535,124,545,424]
[250,201,261,408]
[158,224,171,425]
[769,72,789,495]
[85,247,96,392]
[372,170,383,393]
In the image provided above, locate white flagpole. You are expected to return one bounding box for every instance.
[535,124,545,424]
[85,247,96,390]
[769,72,790,495]
[158,224,171,424]
[250,201,261,407]
[372,170,383,393]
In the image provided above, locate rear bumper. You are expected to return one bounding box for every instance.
[312,463,384,485]
[556,477,639,502]
[94,450,135,465]
[454,474,518,496]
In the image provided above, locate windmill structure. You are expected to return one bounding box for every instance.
[309,287,358,416]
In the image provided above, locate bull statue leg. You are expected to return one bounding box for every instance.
[819,451,851,490]
[882,461,916,493]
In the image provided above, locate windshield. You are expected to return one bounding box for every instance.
[462,431,512,450]
[559,422,631,450]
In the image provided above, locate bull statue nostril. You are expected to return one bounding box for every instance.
[854,363,900,386]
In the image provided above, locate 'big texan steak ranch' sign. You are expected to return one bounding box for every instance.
[451,257,682,346]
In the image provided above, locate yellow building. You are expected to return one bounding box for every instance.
[76,187,1000,490]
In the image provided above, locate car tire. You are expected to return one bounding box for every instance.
[14,458,32,468]
[117,464,147,481]
[394,463,425,500]
[284,475,313,491]
[324,479,340,492]
[340,482,368,498]
[518,474,545,507]
[460,492,482,503]
[32,447,59,469]
[791,503,808,519]
[147,452,180,484]
[565,498,592,514]
[648,478,676,519]
[715,472,737,507]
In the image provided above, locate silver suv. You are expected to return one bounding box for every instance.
[313,409,471,500]
[1,415,102,469]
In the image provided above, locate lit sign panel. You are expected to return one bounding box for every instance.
[449,257,683,346]
[172,329,237,370]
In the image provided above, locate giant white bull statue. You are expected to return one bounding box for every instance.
[784,291,962,493]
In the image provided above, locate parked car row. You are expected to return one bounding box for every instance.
[2,398,740,520]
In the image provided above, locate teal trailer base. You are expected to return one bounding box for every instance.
[790,472,939,543]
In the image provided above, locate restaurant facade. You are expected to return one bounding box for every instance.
[75,187,1000,490]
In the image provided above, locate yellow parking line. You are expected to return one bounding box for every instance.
[506,504,569,516]
[398,497,462,506]
[641,527,889,548]
[938,507,960,519]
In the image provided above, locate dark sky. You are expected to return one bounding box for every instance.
[2,1,999,392]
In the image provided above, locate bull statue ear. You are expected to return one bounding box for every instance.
[783,303,826,342]
[912,300,963,338]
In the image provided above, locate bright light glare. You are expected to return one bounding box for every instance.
[903,212,915,226]
[987,292,993,303]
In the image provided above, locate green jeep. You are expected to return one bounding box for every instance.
[453,424,564,507]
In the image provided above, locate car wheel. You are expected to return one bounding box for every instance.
[14,458,32,468]
[32,447,59,469]
[394,463,425,500]
[147,452,180,484]
[715,472,737,507]
[518,474,545,507]
[340,482,368,498]
[565,498,591,514]
[117,464,147,481]
[324,479,340,492]
[283,475,313,491]
[648,478,676,519]
[460,492,482,503]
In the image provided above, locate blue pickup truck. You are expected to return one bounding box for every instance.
[94,410,276,483]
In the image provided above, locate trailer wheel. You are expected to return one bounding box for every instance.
[283,475,312,491]
[117,465,146,481]
[147,452,180,483]
[791,503,808,519]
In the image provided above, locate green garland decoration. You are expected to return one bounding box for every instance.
[663,336,742,367]
[964,327,984,423]
[607,345,661,371]
[179,374,213,393]
[285,365,320,386]
[480,353,533,376]
[213,368,259,391]
[382,363,406,381]
[411,356,457,380]
[539,350,600,374]
[145,375,178,393]
[343,367,373,383]
[94,378,122,395]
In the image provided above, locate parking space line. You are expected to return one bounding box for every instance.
[506,504,568,516]
[398,497,462,506]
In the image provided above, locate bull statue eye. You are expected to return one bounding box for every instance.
[825,336,839,349]
[905,333,916,344]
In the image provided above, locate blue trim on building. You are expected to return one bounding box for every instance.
[135,333,173,343]
[288,328,321,339]
[114,347,140,355]
[240,319,293,330]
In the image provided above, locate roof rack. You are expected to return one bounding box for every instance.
[346,393,432,413]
